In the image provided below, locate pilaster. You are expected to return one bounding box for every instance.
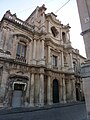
[70,75,76,101]
[39,35,45,65]
[30,73,34,107]
[28,42,32,64]
[32,39,36,65]
[58,54,61,70]
[47,75,52,105]
[60,77,63,102]
[61,51,64,70]
[39,73,44,106]
[69,52,74,72]
[66,79,71,102]
[47,46,51,68]
[62,76,66,103]
[0,68,8,107]
[25,75,30,107]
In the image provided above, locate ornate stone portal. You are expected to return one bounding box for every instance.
[0,5,85,108]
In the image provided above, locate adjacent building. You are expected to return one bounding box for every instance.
[0,5,86,108]
[76,0,90,119]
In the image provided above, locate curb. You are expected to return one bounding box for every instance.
[0,101,85,115]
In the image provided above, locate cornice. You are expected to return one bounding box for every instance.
[45,37,63,48]
[1,17,34,34]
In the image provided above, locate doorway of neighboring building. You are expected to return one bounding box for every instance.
[53,79,59,103]
[76,87,80,101]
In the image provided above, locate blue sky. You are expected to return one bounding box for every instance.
[0,0,86,57]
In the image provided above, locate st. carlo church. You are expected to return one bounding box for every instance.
[0,5,86,108]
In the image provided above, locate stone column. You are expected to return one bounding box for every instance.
[0,68,8,107]
[60,78,63,102]
[30,73,34,107]
[34,74,40,106]
[47,76,52,105]
[39,73,44,106]
[66,80,71,102]
[47,46,51,68]
[61,51,64,70]
[62,77,66,103]
[32,39,36,65]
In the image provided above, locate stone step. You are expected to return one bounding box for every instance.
[0,101,85,115]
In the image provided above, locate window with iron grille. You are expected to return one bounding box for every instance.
[16,42,26,62]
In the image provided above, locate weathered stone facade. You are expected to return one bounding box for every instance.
[0,5,85,108]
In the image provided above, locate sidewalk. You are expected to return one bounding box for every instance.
[0,101,85,115]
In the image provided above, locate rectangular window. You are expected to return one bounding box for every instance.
[52,55,57,66]
[16,42,26,62]
[16,43,26,58]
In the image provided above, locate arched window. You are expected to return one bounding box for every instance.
[16,41,26,62]
[51,26,58,37]
[62,32,66,43]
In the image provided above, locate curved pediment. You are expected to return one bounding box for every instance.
[46,12,61,25]
[13,33,32,42]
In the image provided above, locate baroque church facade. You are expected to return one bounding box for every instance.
[0,5,85,108]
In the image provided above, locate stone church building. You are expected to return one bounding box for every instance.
[0,5,85,108]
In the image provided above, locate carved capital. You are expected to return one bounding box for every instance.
[39,68,44,74]
[30,67,36,74]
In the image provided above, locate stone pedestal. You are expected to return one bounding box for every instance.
[81,61,90,120]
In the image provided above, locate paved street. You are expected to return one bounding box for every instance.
[0,103,87,120]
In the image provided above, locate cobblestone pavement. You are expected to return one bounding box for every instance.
[0,103,87,120]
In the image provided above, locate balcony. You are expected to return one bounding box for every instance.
[16,55,26,63]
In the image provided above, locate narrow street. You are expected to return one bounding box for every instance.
[0,103,87,120]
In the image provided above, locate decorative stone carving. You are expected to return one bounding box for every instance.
[0,4,85,108]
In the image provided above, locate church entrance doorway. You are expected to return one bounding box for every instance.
[53,79,59,103]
